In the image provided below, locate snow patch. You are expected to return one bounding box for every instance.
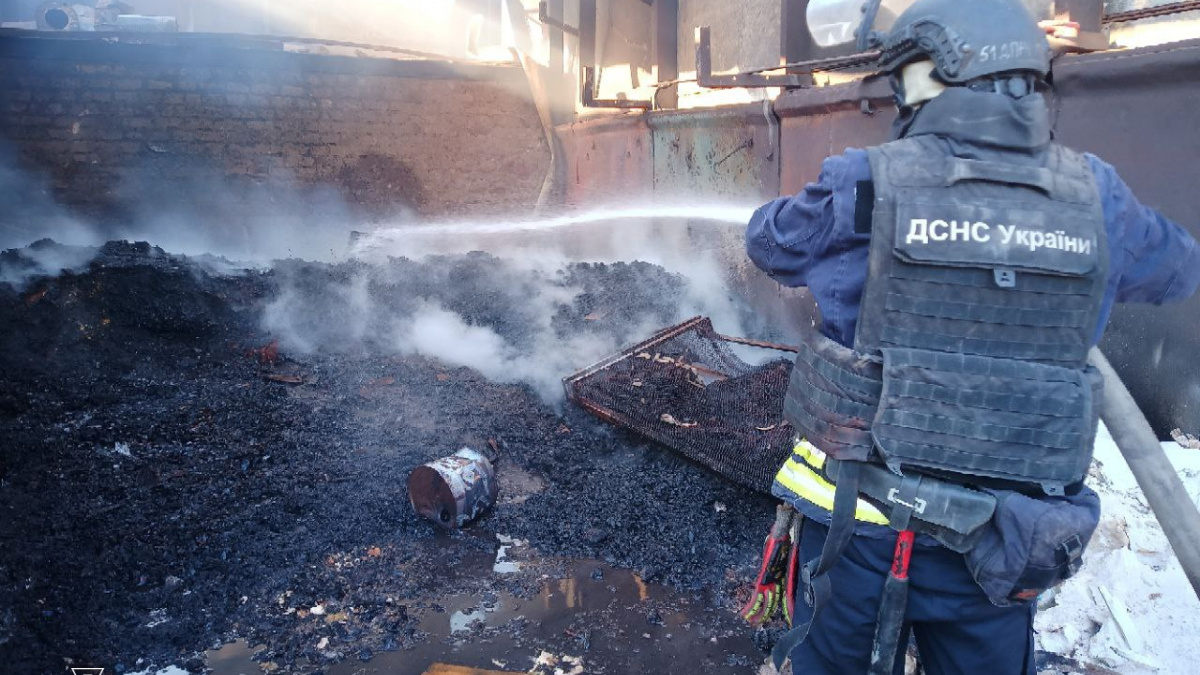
[1035,422,1200,673]
[127,667,188,675]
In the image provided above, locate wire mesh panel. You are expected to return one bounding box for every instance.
[564,317,796,494]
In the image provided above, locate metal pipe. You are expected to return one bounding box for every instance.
[1090,348,1200,601]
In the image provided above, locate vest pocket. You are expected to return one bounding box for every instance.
[871,348,1096,494]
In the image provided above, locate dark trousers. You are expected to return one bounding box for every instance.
[787,521,1036,675]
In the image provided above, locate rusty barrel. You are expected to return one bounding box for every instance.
[407,448,498,528]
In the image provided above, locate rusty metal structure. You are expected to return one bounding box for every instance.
[565,316,798,493]
[408,448,500,528]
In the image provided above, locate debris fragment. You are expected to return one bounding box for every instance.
[264,373,305,385]
[24,287,47,306]
[1097,586,1145,654]
[422,664,522,675]
[529,652,584,675]
[309,605,325,616]
[248,339,280,365]
[659,413,697,428]
[1170,428,1200,449]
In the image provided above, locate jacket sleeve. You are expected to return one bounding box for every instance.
[1090,155,1200,304]
[746,151,860,288]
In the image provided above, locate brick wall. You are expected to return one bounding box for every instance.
[0,33,549,224]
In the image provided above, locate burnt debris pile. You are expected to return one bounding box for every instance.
[0,240,771,673]
[566,317,796,494]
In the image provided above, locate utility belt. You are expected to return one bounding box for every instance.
[775,439,996,551]
[766,440,1101,673]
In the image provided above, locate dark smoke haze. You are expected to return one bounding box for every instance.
[1,146,757,403]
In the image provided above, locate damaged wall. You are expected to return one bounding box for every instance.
[0,32,550,223]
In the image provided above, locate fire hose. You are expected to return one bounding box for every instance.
[1090,348,1200,601]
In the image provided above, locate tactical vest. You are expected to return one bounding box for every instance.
[783,135,1109,496]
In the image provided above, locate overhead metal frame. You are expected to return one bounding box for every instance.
[652,0,679,108]
[581,65,652,109]
[577,0,652,109]
[1104,0,1200,23]
[1056,0,1105,32]
[696,26,814,89]
[538,1,577,36]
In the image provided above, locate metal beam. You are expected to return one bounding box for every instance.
[538,0,577,36]
[1056,0,1104,33]
[579,0,597,69]
[696,26,813,89]
[781,0,813,65]
[652,0,679,108]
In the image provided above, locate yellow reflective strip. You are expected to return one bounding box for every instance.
[793,439,827,469]
[775,457,889,526]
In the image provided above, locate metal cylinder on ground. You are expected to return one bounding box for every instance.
[408,448,498,528]
[35,2,83,31]
[1091,348,1200,601]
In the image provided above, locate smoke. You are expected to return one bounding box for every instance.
[0,142,103,287]
[0,141,368,279]
[0,241,97,288]
[111,166,364,264]
[259,204,764,404]
[1,139,764,405]
[206,0,520,62]
[392,302,619,399]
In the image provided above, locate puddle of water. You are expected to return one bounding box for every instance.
[208,560,761,675]
[206,640,260,675]
[328,561,759,675]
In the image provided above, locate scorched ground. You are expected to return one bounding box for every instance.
[0,241,775,674]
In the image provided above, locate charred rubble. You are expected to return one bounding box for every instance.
[0,241,774,673]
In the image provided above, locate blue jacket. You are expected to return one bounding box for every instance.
[747,148,1200,349]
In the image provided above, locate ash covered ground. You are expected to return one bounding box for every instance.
[0,240,777,674]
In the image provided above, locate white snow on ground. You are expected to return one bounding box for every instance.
[1036,422,1200,673]
[127,667,188,675]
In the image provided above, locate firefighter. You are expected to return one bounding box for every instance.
[744,0,1200,673]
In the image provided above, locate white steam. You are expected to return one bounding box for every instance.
[2,136,764,403]
[391,302,619,398]
[261,204,763,403]
[0,243,97,289]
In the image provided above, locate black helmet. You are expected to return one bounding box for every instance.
[873,0,1051,84]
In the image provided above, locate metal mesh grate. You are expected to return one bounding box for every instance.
[564,317,796,494]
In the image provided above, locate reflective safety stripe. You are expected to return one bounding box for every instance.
[773,440,889,525]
